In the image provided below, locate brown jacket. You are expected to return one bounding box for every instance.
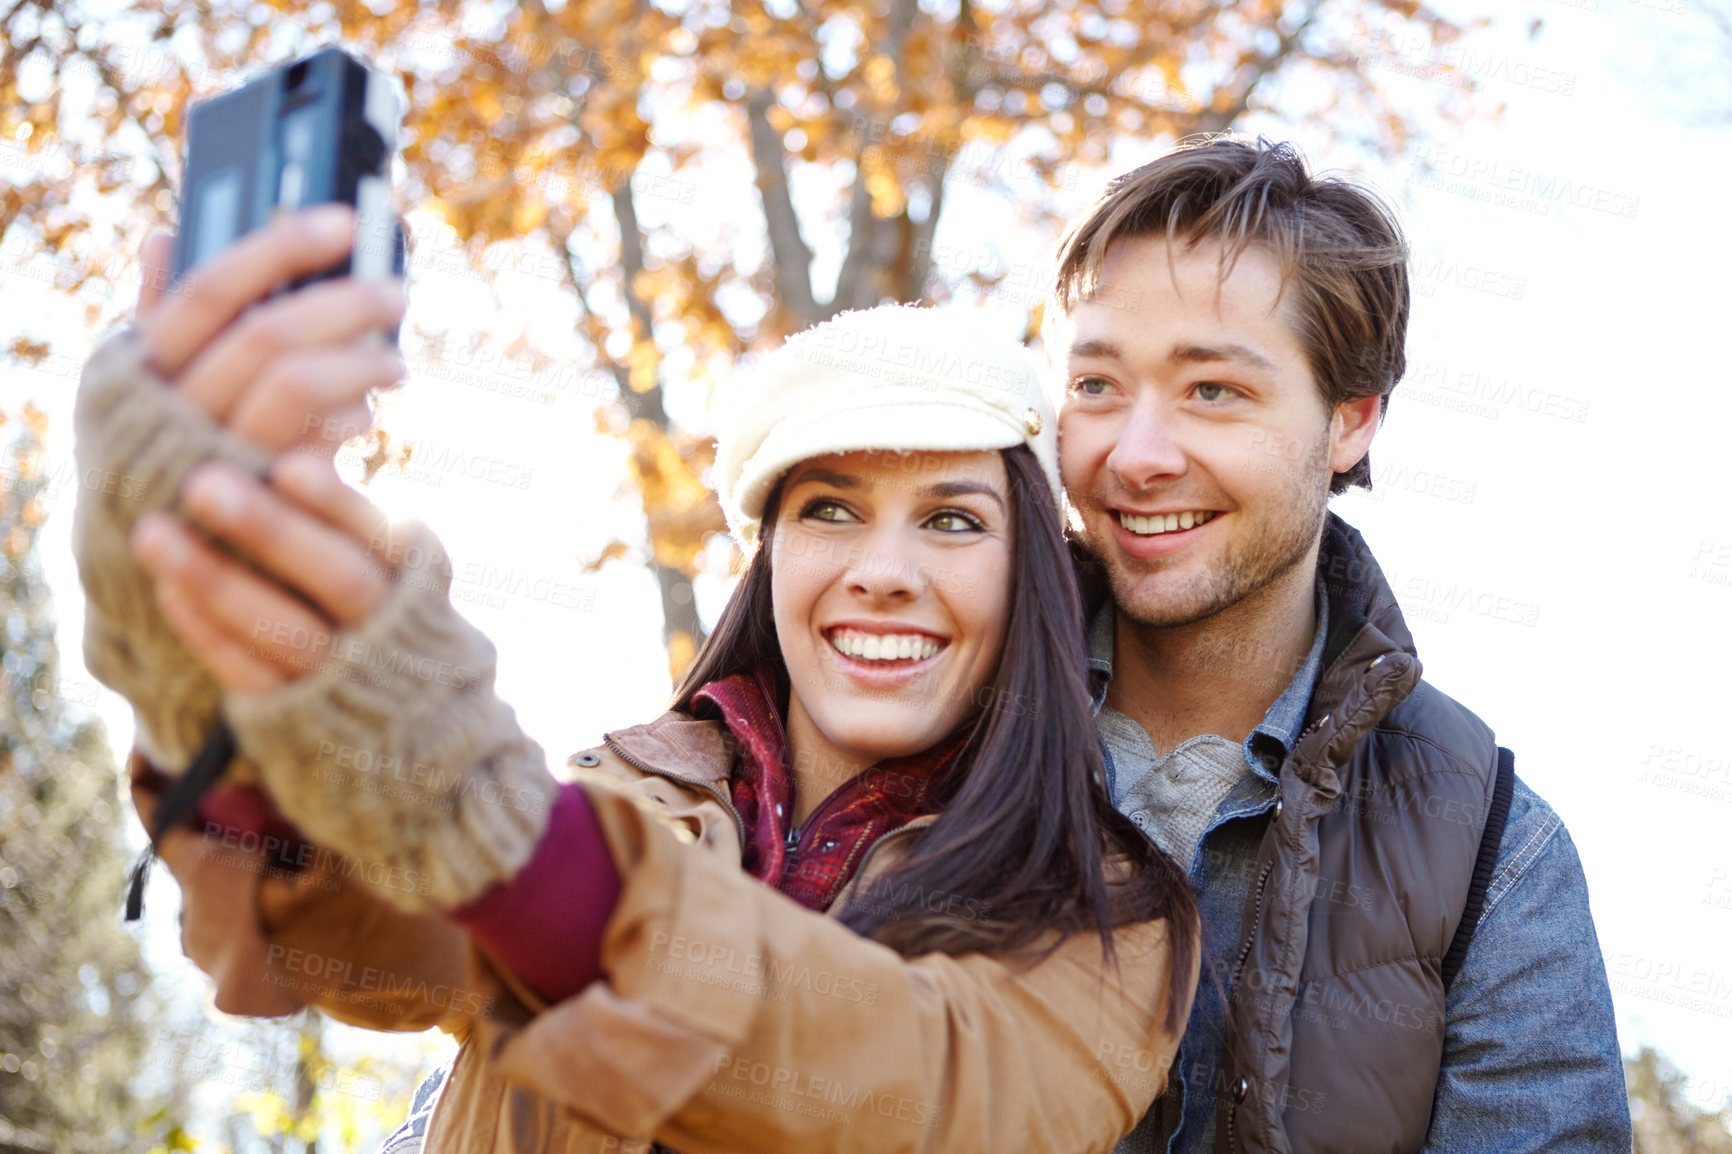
[149,710,1198,1153]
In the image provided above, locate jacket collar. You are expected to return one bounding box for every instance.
[604,711,738,783]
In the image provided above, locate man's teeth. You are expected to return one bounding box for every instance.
[828,630,943,662]
[1119,510,1218,536]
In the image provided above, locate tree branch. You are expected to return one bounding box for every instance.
[549,199,706,655]
[745,89,820,329]
[828,0,922,315]
[1192,0,1326,134]
[609,179,671,427]
[829,170,882,315]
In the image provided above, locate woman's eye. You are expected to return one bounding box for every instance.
[800,499,858,523]
[1071,375,1113,396]
[1194,381,1238,402]
[926,510,985,533]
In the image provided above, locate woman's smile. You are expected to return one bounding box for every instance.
[821,621,951,689]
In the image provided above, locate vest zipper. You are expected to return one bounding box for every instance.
[1224,710,1328,1151]
[1225,856,1275,1154]
[1230,859,1275,995]
[602,734,749,850]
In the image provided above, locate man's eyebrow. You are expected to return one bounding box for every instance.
[920,480,1007,512]
[1069,338,1276,374]
[1168,341,1277,372]
[1068,338,1121,361]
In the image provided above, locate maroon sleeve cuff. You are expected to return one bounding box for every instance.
[446,782,622,1005]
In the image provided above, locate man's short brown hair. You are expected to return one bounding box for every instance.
[1051,136,1408,494]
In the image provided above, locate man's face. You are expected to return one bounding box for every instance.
[1055,234,1375,629]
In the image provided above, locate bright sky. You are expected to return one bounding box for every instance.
[4,0,1730,1137]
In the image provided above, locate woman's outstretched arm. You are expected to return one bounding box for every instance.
[488,772,1198,1154]
[136,445,1199,1153]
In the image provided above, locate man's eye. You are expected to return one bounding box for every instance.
[926,510,985,533]
[1071,375,1114,396]
[800,499,858,523]
[1195,381,1238,402]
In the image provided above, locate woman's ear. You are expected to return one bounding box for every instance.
[1328,394,1383,477]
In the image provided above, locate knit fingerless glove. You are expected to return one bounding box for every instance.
[72,327,273,772]
[223,518,560,913]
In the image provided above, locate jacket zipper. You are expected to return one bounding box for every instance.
[833,820,934,910]
[784,773,856,868]
[602,734,748,850]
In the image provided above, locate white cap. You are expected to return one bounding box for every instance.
[714,304,1060,547]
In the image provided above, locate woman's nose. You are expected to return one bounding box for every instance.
[842,532,923,602]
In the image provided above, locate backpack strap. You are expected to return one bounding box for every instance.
[1441,745,1516,991]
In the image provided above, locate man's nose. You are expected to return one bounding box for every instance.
[1105,397,1187,489]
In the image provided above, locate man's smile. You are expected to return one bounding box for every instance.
[1115,509,1220,536]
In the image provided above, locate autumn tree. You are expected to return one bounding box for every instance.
[0,3,1482,1139]
[2,0,1477,672]
[1627,1046,1732,1154]
[0,405,170,1152]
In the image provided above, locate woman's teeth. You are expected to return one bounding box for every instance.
[828,630,943,662]
[1119,510,1217,536]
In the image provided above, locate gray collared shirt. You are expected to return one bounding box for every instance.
[1087,580,1327,874]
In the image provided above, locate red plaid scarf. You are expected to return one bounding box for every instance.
[690,672,968,911]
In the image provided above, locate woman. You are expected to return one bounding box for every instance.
[80,217,1198,1151]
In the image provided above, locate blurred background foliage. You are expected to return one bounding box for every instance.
[0,0,1482,670]
[1,0,1728,1148]
[0,404,167,1151]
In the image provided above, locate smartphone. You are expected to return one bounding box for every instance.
[170,46,406,332]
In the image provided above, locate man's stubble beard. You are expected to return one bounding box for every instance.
[1080,439,1333,631]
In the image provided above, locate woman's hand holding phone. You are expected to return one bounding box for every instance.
[73,204,405,772]
[121,204,409,693]
[133,452,392,694]
[121,345,560,913]
[133,203,407,452]
[137,451,560,914]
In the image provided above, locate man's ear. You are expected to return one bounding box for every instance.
[1328,394,1383,476]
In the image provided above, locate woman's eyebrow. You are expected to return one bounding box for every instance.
[785,467,862,491]
[920,480,1006,512]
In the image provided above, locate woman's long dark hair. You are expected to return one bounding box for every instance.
[674,445,1197,1031]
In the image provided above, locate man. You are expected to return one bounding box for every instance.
[1043,137,1628,1152]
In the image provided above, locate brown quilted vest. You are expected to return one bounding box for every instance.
[1213,516,1501,1153]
